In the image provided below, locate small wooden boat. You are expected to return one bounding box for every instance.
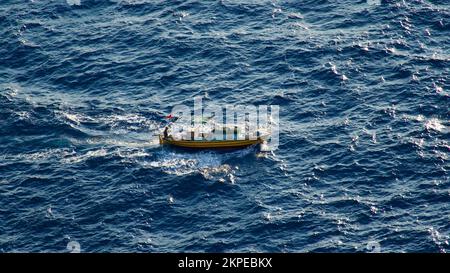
[159,117,264,149]
[159,135,262,149]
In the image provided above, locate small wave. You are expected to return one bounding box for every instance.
[66,0,81,6]
[428,227,449,253]
[62,148,108,164]
[402,115,448,134]
[1,83,20,99]
[425,118,447,133]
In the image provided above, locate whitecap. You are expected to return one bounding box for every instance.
[435,85,443,93]
[429,227,449,253]
[15,111,30,121]
[414,114,425,122]
[46,206,54,218]
[328,62,338,75]
[3,83,20,98]
[62,112,82,125]
[367,0,381,6]
[62,148,108,164]
[168,194,174,204]
[425,118,446,133]
[410,138,425,148]
[66,0,81,6]
[287,13,303,20]
[385,47,396,54]
[359,43,369,51]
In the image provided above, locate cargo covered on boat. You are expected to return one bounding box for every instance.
[159,116,266,149]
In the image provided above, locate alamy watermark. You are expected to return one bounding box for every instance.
[166,96,279,150]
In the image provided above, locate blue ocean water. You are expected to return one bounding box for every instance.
[0,0,449,253]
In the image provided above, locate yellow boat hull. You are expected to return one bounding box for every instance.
[159,135,262,149]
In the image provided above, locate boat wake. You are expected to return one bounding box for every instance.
[56,108,264,183]
[139,146,259,183]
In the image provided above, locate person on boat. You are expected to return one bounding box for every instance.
[163,126,169,139]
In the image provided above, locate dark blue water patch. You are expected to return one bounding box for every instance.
[0,0,449,253]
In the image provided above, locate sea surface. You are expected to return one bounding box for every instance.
[0,0,449,253]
